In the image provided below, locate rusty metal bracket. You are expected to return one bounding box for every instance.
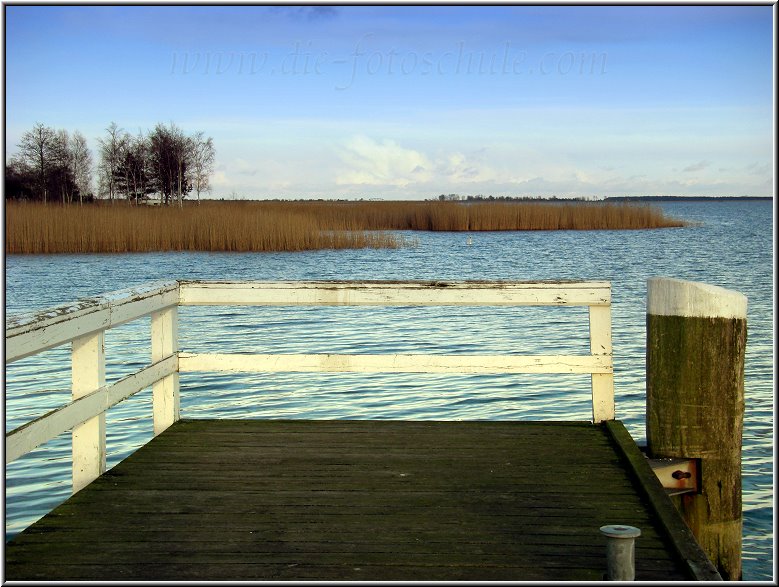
[646,457,700,496]
[637,446,701,496]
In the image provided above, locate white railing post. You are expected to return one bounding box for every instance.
[71,331,106,493]
[589,303,614,423]
[152,305,180,435]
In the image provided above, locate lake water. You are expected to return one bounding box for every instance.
[3,200,774,580]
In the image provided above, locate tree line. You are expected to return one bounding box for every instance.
[434,193,597,202]
[5,122,215,206]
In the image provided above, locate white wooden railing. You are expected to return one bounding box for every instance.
[5,280,614,493]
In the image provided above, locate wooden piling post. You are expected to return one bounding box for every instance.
[646,277,747,580]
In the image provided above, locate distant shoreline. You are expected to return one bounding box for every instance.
[603,196,772,202]
[193,195,773,203]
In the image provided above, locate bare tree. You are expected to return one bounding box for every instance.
[97,122,126,203]
[115,131,152,205]
[69,131,93,205]
[148,123,175,205]
[52,129,74,204]
[148,122,191,206]
[189,131,215,205]
[97,164,112,202]
[131,131,151,204]
[169,123,188,208]
[17,123,56,203]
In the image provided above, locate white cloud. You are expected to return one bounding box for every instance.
[435,152,488,182]
[233,158,260,176]
[336,135,433,187]
[335,136,504,192]
[745,162,772,176]
[682,160,710,173]
[210,170,229,187]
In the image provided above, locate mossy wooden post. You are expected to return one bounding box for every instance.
[646,277,747,581]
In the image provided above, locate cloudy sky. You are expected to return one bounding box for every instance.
[4,5,774,199]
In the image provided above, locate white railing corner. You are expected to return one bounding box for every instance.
[5,279,615,496]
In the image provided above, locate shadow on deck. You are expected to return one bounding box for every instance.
[5,419,715,581]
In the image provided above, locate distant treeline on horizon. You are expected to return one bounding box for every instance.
[202,194,772,203]
[603,196,772,202]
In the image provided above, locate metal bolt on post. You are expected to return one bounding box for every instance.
[600,524,641,580]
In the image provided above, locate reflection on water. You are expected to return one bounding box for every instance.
[4,201,773,580]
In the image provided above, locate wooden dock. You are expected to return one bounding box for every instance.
[6,419,716,581]
[4,280,727,581]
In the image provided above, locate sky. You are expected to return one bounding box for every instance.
[3,4,775,200]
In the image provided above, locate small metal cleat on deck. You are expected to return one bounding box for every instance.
[600,524,641,581]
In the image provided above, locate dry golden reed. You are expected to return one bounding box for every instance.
[5,200,686,254]
[290,200,687,232]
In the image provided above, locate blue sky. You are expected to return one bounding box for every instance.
[4,5,774,199]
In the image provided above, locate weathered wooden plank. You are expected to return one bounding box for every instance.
[11,526,672,551]
[178,280,611,307]
[50,502,651,522]
[147,419,606,437]
[166,419,594,429]
[32,521,656,547]
[2,562,607,581]
[5,280,179,363]
[80,480,643,495]
[107,284,179,328]
[4,548,680,568]
[5,356,177,463]
[6,303,110,364]
[113,455,625,468]
[178,352,612,374]
[5,540,674,561]
[138,439,615,453]
[56,486,638,502]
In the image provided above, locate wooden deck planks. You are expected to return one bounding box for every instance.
[5,419,695,581]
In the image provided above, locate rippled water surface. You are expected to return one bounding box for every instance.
[4,200,774,580]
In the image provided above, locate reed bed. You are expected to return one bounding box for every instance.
[279,200,688,232]
[4,202,402,254]
[5,200,686,254]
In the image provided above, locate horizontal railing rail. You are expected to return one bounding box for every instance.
[5,280,179,363]
[5,279,613,494]
[177,279,611,306]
